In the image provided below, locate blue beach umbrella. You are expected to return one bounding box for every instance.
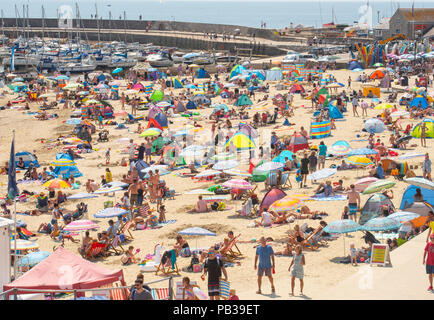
[307,168,337,180]
[65,118,82,125]
[178,227,216,236]
[348,148,378,157]
[323,219,361,256]
[67,192,99,200]
[388,211,420,223]
[361,217,401,232]
[17,251,51,268]
[55,75,69,81]
[112,67,123,74]
[213,160,239,171]
[94,207,128,218]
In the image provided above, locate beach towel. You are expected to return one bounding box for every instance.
[157,219,177,226]
[309,194,347,201]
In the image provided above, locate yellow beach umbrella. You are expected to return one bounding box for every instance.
[269,196,301,213]
[374,103,394,110]
[346,156,373,166]
[10,239,39,250]
[139,128,162,137]
[43,178,72,189]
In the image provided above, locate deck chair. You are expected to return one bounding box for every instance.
[86,242,107,260]
[279,172,292,189]
[110,285,130,300]
[106,235,125,255]
[175,280,197,300]
[265,171,278,190]
[155,249,180,276]
[240,185,258,202]
[219,279,230,300]
[228,236,243,258]
[151,288,170,300]
[118,220,134,241]
[303,232,319,251]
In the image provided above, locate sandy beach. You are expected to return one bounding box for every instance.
[0,62,433,300]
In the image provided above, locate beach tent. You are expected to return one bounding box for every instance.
[399,185,434,210]
[402,201,434,217]
[238,123,259,138]
[369,70,385,79]
[288,133,309,152]
[348,60,363,70]
[310,119,332,139]
[234,94,253,106]
[147,118,163,131]
[131,83,145,91]
[151,137,172,153]
[153,112,168,129]
[148,106,162,120]
[171,77,184,88]
[195,68,210,79]
[3,246,126,297]
[224,132,256,150]
[150,90,164,102]
[289,84,305,94]
[175,101,187,113]
[359,193,395,225]
[247,70,265,81]
[186,100,198,110]
[15,152,40,169]
[411,118,434,138]
[282,118,292,126]
[329,104,343,119]
[230,64,247,79]
[265,69,283,81]
[131,160,150,180]
[260,188,287,211]
[272,150,294,164]
[52,153,83,179]
[409,96,429,109]
[316,87,328,98]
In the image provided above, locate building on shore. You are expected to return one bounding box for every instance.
[373,17,390,40]
[388,8,434,40]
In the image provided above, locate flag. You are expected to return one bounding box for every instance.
[7,135,19,200]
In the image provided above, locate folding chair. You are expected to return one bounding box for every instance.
[151,288,170,300]
[279,172,292,189]
[106,235,125,255]
[265,171,278,190]
[110,285,130,300]
[118,220,134,241]
[155,250,180,276]
[85,242,107,260]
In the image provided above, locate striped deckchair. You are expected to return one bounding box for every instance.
[265,171,278,190]
[151,288,170,300]
[219,280,230,300]
[110,287,130,300]
[86,242,106,260]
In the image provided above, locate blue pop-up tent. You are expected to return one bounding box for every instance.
[329,104,343,119]
[15,152,40,169]
[409,96,429,109]
[400,184,434,210]
[195,68,210,79]
[52,153,83,179]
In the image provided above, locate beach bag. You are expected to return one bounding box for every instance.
[217,202,226,211]
[193,264,201,273]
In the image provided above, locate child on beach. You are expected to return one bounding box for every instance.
[121,246,138,265]
[158,204,166,223]
[228,289,239,300]
[105,148,111,165]
[350,243,357,266]
[341,206,349,220]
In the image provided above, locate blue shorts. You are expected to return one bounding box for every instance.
[348,204,358,215]
[51,219,58,225]
[426,264,434,274]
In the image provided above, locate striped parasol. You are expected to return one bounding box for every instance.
[403,177,434,191]
[362,180,396,194]
[388,211,420,223]
[213,160,239,171]
[94,186,124,194]
[10,239,39,250]
[63,220,99,232]
[43,179,72,189]
[222,179,253,189]
[269,196,301,213]
[94,207,128,218]
[287,194,310,200]
[50,159,77,167]
[17,251,50,267]
[255,161,284,172]
[223,169,252,177]
[213,153,237,161]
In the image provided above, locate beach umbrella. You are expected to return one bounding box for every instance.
[403,177,434,191]
[94,207,128,218]
[85,99,99,104]
[50,159,77,167]
[323,219,361,256]
[374,103,394,110]
[397,153,425,160]
[388,211,420,223]
[269,196,301,213]
[348,148,378,156]
[64,220,99,232]
[179,227,216,236]
[55,75,69,81]
[65,118,82,125]
[102,181,129,189]
[180,145,206,157]
[195,170,222,178]
[17,251,51,268]
[373,63,383,67]
[364,118,386,133]
[67,192,98,200]
[396,135,412,145]
[213,160,239,171]
[112,67,123,74]
[307,168,337,181]
[141,165,170,175]
[64,83,83,89]
[139,128,162,137]
[255,161,284,172]
[353,177,378,192]
[222,179,253,189]
[361,217,401,232]
[223,169,252,177]
[10,239,39,251]
[147,67,158,72]
[362,180,396,194]
[12,77,24,82]
[346,156,373,166]
[329,143,351,156]
[94,186,124,194]
[156,101,171,108]
[43,179,72,189]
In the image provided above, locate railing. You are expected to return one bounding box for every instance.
[0,276,174,300]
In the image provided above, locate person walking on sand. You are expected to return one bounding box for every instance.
[346,184,360,222]
[423,234,434,292]
[351,95,359,117]
[288,245,305,296]
[201,249,228,300]
[254,236,276,295]
[422,153,431,181]
[121,92,125,110]
[347,76,351,88]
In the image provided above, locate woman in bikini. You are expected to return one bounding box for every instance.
[182,277,199,300]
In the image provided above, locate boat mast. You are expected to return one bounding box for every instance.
[14,5,19,39]
[1,9,4,36]
[76,2,80,48]
[26,4,30,40]
[123,11,127,43]
[41,5,45,43]
[95,3,100,46]
[22,5,25,40]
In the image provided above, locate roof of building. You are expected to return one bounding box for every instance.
[374,17,390,30]
[423,26,434,39]
[397,8,434,22]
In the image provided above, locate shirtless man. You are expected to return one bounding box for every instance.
[128,179,141,208]
[346,184,361,222]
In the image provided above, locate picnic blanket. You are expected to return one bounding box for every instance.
[309,194,347,201]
